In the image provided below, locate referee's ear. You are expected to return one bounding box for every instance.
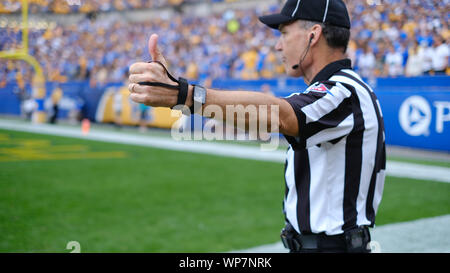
[148,33,168,67]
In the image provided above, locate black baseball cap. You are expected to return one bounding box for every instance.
[259,0,351,30]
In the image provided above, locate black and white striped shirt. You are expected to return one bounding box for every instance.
[283,59,386,235]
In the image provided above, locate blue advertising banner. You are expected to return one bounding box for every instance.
[377,87,450,151]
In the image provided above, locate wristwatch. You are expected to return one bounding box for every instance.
[190,84,207,114]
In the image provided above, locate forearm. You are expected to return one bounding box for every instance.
[185,85,298,136]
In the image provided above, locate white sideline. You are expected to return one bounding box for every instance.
[0,119,449,183]
[231,214,450,253]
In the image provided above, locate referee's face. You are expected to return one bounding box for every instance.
[276,21,310,78]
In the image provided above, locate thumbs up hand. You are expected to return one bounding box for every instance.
[128,34,180,108]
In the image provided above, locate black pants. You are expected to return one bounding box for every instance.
[50,105,59,124]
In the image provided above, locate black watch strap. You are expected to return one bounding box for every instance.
[177,77,189,107]
[137,61,190,112]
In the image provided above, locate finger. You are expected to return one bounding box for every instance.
[129,61,168,76]
[128,66,167,83]
[129,92,148,104]
[129,62,154,74]
[129,91,171,107]
[130,87,178,108]
[128,83,134,93]
[128,83,146,93]
[129,83,152,94]
[148,34,168,67]
[132,84,179,97]
[129,73,155,84]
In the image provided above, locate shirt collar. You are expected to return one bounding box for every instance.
[309,59,352,86]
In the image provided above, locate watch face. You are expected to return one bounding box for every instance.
[194,85,207,104]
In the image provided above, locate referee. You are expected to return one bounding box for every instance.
[128,0,386,253]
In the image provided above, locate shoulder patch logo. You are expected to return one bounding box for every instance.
[304,83,334,96]
[309,83,329,92]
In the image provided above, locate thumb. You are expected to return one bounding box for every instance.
[148,34,168,67]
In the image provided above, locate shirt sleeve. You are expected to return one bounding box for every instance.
[283,82,355,150]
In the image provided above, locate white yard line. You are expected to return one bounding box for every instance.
[1,119,449,183]
[386,161,450,183]
[231,214,450,253]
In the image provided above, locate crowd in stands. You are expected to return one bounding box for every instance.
[0,0,239,14]
[347,0,449,79]
[0,0,197,14]
[0,0,448,88]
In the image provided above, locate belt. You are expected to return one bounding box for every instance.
[280,223,371,252]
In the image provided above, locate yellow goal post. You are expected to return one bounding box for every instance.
[0,0,46,123]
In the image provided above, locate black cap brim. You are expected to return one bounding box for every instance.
[258,13,296,30]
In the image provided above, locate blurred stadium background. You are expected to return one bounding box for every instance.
[0,0,449,252]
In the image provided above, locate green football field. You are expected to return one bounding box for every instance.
[0,128,449,252]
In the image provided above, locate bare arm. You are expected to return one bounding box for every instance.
[184,86,299,136]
